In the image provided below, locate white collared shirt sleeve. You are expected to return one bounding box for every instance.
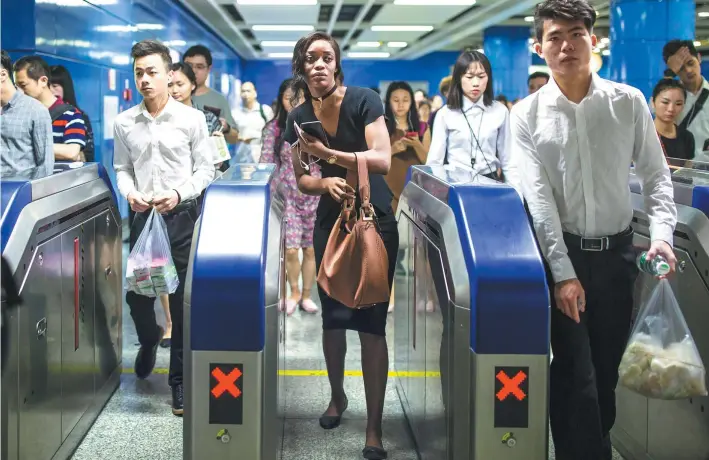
[631,91,677,246]
[497,108,521,192]
[426,107,448,165]
[176,111,216,202]
[511,106,577,283]
[113,121,137,198]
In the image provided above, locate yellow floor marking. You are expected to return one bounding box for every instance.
[121,368,440,378]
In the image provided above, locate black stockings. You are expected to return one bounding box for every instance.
[322,329,389,447]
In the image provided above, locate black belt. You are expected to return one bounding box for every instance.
[563,227,633,252]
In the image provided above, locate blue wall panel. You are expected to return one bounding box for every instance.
[2,0,242,218]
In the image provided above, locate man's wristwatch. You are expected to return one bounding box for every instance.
[327,154,337,164]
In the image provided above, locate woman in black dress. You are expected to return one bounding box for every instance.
[283,31,397,460]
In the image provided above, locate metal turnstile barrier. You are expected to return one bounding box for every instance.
[184,164,286,459]
[394,165,550,460]
[614,164,709,460]
[1,164,123,460]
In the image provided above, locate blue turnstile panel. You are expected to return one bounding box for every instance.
[410,165,550,355]
[189,164,276,352]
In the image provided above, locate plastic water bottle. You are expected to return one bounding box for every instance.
[636,251,671,277]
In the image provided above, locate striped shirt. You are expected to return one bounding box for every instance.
[49,97,86,147]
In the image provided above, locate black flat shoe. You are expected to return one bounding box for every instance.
[159,338,171,348]
[319,395,348,430]
[362,446,388,459]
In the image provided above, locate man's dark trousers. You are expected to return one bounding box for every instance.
[126,200,199,387]
[547,231,639,460]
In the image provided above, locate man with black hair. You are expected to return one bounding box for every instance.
[14,55,86,162]
[663,40,709,157]
[183,44,238,145]
[528,70,550,94]
[511,1,677,459]
[0,50,54,176]
[114,39,215,416]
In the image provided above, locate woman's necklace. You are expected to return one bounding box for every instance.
[656,122,677,139]
[311,83,337,103]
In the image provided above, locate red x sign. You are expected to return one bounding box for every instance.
[211,367,242,399]
[496,370,527,401]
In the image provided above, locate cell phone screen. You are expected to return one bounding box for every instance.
[203,105,222,117]
[299,121,329,143]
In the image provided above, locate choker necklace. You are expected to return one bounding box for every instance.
[311,84,337,102]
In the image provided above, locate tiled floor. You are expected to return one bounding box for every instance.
[71,243,623,459]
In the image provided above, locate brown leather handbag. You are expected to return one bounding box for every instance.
[317,153,390,309]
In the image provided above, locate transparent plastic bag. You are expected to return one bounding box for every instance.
[125,208,179,298]
[618,278,707,400]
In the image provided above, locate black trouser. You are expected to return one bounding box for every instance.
[546,231,638,460]
[126,200,199,387]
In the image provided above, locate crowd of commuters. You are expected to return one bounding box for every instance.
[1,0,703,458]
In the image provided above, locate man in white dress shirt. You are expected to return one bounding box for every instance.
[113,40,215,416]
[511,1,677,459]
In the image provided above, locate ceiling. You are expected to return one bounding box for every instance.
[180,0,709,60]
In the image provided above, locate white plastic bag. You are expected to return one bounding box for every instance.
[125,208,179,297]
[618,279,707,400]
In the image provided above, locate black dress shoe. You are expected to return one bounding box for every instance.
[134,326,164,379]
[172,384,184,416]
[362,446,387,459]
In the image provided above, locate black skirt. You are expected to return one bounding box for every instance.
[313,211,399,336]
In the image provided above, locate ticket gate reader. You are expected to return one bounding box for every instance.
[184,164,286,459]
[1,164,122,460]
[393,165,550,460]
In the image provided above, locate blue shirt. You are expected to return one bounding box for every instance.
[1,90,54,177]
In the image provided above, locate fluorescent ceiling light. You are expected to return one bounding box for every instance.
[695,40,702,47]
[394,0,474,4]
[261,41,297,47]
[699,11,709,18]
[524,16,534,22]
[371,25,433,32]
[387,41,408,48]
[238,0,316,4]
[355,41,381,47]
[37,0,117,5]
[476,48,484,53]
[268,52,293,58]
[164,39,187,47]
[528,38,534,44]
[600,37,610,44]
[347,52,390,58]
[602,49,610,56]
[252,25,314,31]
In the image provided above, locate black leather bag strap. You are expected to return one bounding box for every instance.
[680,88,709,131]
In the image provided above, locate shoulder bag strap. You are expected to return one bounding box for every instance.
[680,88,709,131]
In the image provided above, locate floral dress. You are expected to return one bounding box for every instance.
[260,121,320,249]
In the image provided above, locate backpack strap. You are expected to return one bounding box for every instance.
[680,88,709,131]
[259,104,267,124]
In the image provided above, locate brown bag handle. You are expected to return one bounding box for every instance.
[343,153,372,218]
